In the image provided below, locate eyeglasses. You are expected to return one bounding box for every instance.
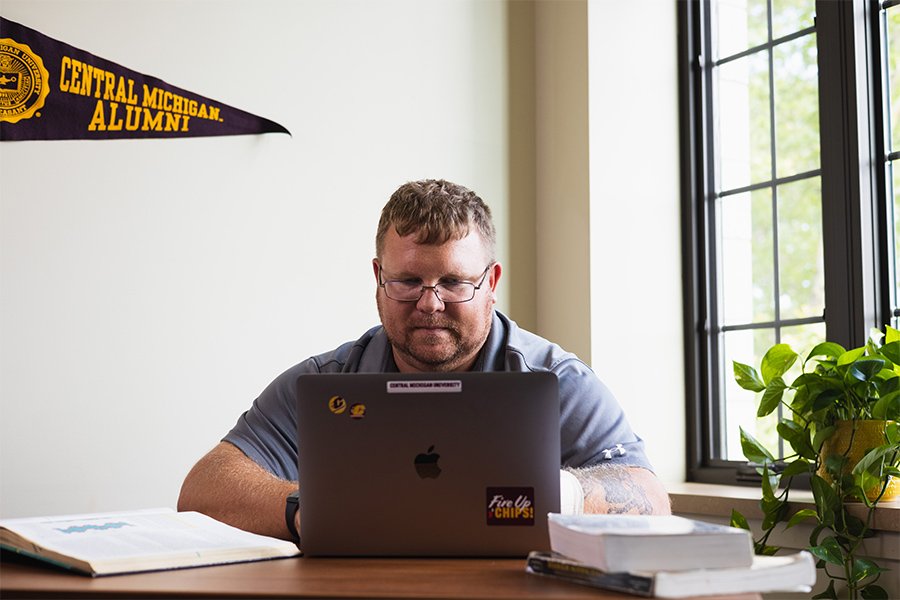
[378,264,492,303]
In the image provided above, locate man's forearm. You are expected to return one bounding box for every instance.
[177,441,297,540]
[567,464,671,515]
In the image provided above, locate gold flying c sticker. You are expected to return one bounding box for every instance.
[328,395,347,415]
[0,38,50,123]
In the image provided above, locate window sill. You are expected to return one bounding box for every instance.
[667,482,900,533]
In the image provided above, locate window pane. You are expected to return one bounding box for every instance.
[771,0,814,41]
[716,0,768,59]
[777,176,824,320]
[717,52,771,191]
[888,7,900,152]
[781,321,827,368]
[774,34,820,178]
[892,162,900,326]
[721,328,777,461]
[720,189,775,324]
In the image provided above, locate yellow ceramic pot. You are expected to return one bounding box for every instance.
[817,420,899,502]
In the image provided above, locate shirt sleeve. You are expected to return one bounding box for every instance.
[556,358,654,472]
[222,361,315,481]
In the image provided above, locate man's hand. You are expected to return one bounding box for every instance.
[567,465,671,515]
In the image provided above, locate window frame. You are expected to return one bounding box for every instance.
[679,0,895,484]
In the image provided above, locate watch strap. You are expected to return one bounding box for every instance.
[285,490,300,545]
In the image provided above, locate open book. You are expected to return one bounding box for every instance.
[526,550,816,598]
[0,507,300,576]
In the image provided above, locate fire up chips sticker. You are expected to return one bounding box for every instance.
[486,487,535,526]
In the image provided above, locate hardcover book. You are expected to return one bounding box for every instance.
[525,550,816,598]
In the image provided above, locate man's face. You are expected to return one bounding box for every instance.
[374,228,501,373]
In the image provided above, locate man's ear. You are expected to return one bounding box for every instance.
[488,262,502,301]
[372,259,381,283]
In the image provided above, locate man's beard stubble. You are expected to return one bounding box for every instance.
[376,296,491,372]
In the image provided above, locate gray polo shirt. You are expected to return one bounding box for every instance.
[224,310,653,479]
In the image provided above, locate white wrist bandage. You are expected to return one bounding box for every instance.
[559,469,585,515]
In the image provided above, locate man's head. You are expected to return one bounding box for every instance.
[373,179,502,373]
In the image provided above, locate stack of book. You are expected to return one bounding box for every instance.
[526,513,816,598]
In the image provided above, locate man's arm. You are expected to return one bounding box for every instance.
[567,465,671,515]
[177,441,297,540]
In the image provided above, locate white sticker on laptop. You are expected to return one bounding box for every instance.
[386,380,462,393]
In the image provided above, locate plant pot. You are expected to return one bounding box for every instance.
[816,419,899,502]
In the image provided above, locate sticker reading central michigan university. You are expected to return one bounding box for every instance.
[386,380,462,393]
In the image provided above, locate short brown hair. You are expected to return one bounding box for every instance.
[375,179,496,260]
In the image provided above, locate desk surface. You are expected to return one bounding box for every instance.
[1,553,763,600]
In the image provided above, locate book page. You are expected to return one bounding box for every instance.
[1,508,298,561]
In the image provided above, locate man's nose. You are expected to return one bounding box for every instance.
[415,286,445,313]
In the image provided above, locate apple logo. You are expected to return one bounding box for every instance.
[414,445,442,479]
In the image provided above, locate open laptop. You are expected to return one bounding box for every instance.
[295,371,561,557]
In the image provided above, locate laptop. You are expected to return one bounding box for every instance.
[295,371,561,557]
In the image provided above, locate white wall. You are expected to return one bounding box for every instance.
[0,0,510,517]
[0,0,687,519]
[587,0,686,483]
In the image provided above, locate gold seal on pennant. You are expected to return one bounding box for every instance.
[0,38,50,123]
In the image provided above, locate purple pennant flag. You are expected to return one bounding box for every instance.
[0,16,289,141]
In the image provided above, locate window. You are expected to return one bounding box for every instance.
[680,0,897,482]
[881,0,900,331]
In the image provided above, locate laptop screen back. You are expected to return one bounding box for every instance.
[296,371,561,557]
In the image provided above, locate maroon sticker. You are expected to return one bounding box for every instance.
[486,487,535,526]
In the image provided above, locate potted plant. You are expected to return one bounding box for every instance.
[730,326,900,600]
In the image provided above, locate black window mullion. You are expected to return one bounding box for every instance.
[816,0,884,348]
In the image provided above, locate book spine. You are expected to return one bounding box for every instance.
[526,554,654,597]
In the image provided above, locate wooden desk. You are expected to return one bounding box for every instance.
[1,553,762,600]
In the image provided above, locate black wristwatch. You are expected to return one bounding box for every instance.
[285,490,300,545]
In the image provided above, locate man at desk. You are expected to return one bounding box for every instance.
[178,179,671,542]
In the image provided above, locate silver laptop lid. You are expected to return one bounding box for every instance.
[296,371,561,557]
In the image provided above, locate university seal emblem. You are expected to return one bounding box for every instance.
[0,38,50,123]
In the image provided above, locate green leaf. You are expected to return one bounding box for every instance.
[739,427,776,464]
[777,420,816,460]
[886,421,900,444]
[872,390,900,420]
[881,340,900,366]
[809,536,844,566]
[812,388,844,412]
[730,509,750,531]
[733,361,766,392]
[807,342,846,363]
[761,344,798,384]
[786,508,818,528]
[851,557,885,583]
[838,347,866,367]
[887,325,900,344]
[758,377,787,417]
[861,584,889,600]
[782,457,812,478]
[812,580,837,600]
[811,475,840,525]
[813,425,836,452]
[848,358,888,382]
[824,453,848,479]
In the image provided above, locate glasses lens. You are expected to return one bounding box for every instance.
[384,281,422,301]
[435,282,474,302]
